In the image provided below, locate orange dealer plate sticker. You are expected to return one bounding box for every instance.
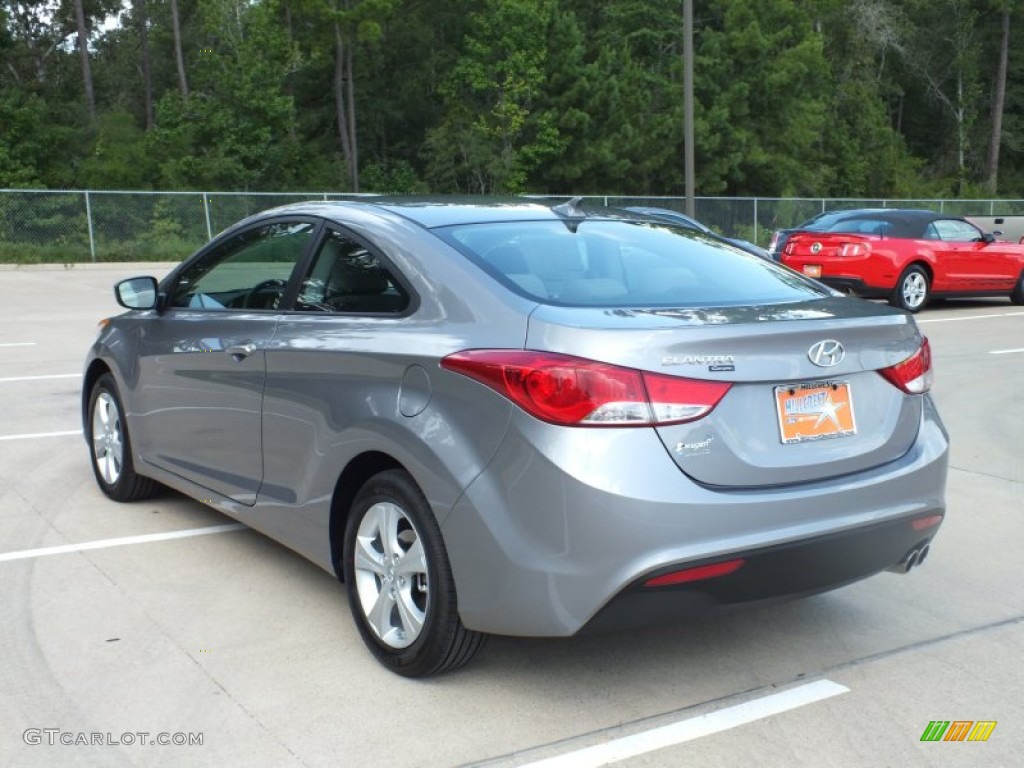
[803,265,822,277]
[775,380,857,444]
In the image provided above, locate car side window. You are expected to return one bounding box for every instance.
[168,221,315,310]
[931,219,983,242]
[295,229,410,314]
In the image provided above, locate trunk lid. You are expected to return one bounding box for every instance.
[525,297,925,488]
[784,232,878,259]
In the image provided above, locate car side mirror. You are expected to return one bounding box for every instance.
[981,232,996,244]
[115,276,159,310]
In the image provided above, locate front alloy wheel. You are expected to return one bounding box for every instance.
[343,470,484,676]
[87,373,159,502]
[92,390,124,486]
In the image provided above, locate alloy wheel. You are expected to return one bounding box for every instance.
[352,501,429,649]
[902,272,927,309]
[92,391,124,485]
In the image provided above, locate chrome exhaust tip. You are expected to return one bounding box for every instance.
[887,546,922,574]
[916,544,930,566]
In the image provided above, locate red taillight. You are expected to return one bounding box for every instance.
[838,241,870,257]
[645,559,745,587]
[879,337,933,394]
[441,350,731,427]
[642,372,733,425]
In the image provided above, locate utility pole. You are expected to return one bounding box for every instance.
[684,0,695,217]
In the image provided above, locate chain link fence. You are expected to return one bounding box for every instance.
[2,189,1023,263]
[0,190,372,263]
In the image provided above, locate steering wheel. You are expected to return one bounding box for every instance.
[245,278,287,309]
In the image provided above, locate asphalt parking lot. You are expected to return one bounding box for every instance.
[1,263,1021,767]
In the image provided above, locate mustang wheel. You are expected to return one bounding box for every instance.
[890,265,930,312]
[343,469,484,676]
[1011,272,1024,305]
[88,373,159,502]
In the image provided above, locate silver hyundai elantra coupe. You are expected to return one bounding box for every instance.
[83,199,949,676]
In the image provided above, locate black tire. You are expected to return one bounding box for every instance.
[342,469,485,677]
[889,265,930,312]
[1011,272,1024,305]
[87,373,160,502]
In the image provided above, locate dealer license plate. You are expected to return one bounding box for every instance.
[775,380,857,444]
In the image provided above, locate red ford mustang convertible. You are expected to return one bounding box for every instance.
[779,209,1024,311]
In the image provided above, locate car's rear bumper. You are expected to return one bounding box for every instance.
[581,512,940,634]
[442,397,949,637]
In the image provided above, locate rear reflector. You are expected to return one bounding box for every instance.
[441,350,731,427]
[911,514,943,531]
[644,559,745,587]
[879,337,933,394]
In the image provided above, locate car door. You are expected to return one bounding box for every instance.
[931,219,1017,291]
[131,218,318,504]
[257,226,417,514]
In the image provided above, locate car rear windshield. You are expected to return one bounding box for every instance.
[434,220,829,308]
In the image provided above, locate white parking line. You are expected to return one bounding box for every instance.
[990,347,1024,355]
[0,524,247,563]
[518,679,850,768]
[917,311,1024,324]
[0,342,36,347]
[0,373,81,383]
[0,430,82,442]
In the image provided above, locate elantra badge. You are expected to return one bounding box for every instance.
[808,339,845,367]
[661,354,735,372]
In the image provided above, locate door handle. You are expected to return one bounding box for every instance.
[226,342,257,359]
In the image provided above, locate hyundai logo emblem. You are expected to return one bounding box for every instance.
[810,242,822,254]
[808,339,845,367]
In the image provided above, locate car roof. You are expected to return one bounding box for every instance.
[802,208,966,238]
[245,197,710,231]
[256,197,637,229]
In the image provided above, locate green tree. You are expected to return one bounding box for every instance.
[905,0,983,193]
[983,0,1020,192]
[424,0,561,193]
[695,0,831,196]
[817,0,927,196]
[78,109,155,188]
[2,0,1023,198]
[0,91,50,186]
[533,0,694,195]
[147,0,302,189]
[353,0,473,192]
